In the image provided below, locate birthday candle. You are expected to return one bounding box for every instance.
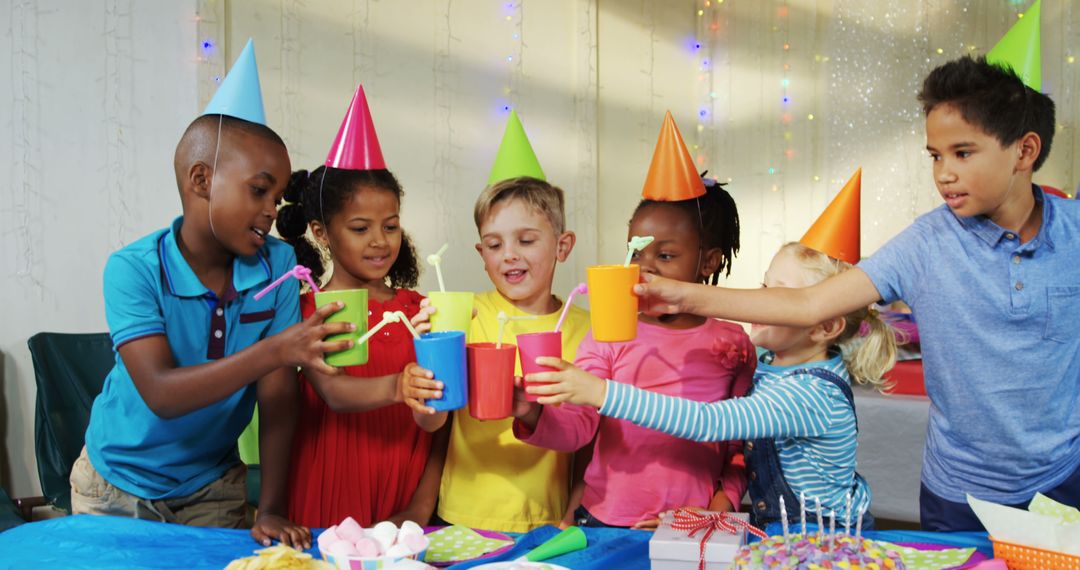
[815,497,824,541]
[799,492,807,538]
[844,492,852,535]
[780,496,790,553]
[856,505,865,563]
[828,510,836,553]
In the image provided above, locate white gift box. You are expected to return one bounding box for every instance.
[649,511,749,570]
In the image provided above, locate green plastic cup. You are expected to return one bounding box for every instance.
[314,288,368,366]
[428,291,475,332]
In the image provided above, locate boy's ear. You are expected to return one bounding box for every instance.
[188,162,212,200]
[1015,132,1042,172]
[700,247,723,282]
[812,315,847,344]
[555,230,576,262]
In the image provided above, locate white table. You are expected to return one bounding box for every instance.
[854,386,930,523]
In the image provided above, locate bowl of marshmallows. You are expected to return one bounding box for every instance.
[318,517,431,569]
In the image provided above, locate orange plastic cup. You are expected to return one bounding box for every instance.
[467,343,517,420]
[586,264,640,342]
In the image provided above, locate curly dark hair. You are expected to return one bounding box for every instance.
[631,179,740,286]
[918,55,1055,171]
[275,166,420,290]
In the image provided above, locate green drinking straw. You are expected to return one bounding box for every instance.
[624,235,655,266]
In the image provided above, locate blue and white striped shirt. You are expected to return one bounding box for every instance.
[599,351,870,517]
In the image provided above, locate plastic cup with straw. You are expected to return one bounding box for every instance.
[425,242,475,333]
[465,311,535,420]
[255,266,369,367]
[585,236,653,342]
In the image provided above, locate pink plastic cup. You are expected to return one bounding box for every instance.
[467,343,517,420]
[517,330,562,403]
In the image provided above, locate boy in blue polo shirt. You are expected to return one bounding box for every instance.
[71,42,353,549]
[629,56,1080,531]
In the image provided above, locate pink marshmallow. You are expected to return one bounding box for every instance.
[328,540,359,558]
[402,533,429,555]
[353,537,381,558]
[336,516,366,543]
[317,525,343,550]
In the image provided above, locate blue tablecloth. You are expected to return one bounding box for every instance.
[0,515,992,569]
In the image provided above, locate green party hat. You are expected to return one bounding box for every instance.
[987,0,1041,91]
[524,526,587,562]
[487,109,546,184]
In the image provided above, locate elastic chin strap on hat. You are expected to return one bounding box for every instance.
[207,113,224,242]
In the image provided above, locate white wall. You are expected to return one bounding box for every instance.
[2,0,1077,501]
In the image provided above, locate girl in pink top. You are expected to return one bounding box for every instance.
[513,180,753,528]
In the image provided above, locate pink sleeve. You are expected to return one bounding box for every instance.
[720,334,756,509]
[512,334,609,452]
[514,402,600,453]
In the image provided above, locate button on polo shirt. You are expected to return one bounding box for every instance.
[85,216,300,500]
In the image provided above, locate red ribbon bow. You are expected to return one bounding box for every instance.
[669,509,767,570]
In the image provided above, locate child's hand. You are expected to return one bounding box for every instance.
[251,512,312,549]
[511,376,542,426]
[277,301,356,375]
[399,362,443,415]
[411,299,438,335]
[523,358,607,408]
[633,274,692,316]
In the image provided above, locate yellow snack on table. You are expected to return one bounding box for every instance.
[226,545,334,570]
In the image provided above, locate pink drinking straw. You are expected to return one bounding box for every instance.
[554,283,587,333]
[254,264,321,300]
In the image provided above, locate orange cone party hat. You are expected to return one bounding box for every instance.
[800,168,861,264]
[641,112,706,201]
[325,84,386,170]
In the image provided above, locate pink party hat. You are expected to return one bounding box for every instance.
[325,84,386,170]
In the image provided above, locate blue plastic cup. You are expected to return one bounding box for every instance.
[413,331,468,412]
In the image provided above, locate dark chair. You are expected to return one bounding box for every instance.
[26,331,262,514]
[26,332,114,514]
[0,486,26,531]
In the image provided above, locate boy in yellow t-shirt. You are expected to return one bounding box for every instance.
[405,176,590,532]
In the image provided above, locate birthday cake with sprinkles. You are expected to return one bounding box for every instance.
[733,534,906,569]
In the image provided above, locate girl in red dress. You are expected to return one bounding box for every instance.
[277,166,445,528]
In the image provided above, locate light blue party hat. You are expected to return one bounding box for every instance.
[203,38,266,124]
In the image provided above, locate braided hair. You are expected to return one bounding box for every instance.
[275,166,420,290]
[631,175,740,285]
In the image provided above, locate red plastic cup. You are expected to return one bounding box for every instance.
[467,343,517,421]
[517,331,562,403]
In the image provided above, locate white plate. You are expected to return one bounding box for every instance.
[468,563,571,570]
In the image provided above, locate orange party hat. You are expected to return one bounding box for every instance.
[641,112,706,201]
[800,168,861,264]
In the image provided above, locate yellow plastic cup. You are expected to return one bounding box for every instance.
[314,288,368,366]
[428,291,475,332]
[586,265,639,342]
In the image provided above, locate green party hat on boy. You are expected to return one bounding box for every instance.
[203,38,266,124]
[987,0,1041,91]
[487,109,545,184]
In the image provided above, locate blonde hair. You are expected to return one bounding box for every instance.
[779,242,898,392]
[473,177,566,234]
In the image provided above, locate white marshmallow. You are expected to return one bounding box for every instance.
[316,525,343,550]
[353,537,381,558]
[328,540,359,557]
[384,543,412,558]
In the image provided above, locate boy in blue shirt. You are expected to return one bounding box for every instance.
[631,56,1080,531]
[71,112,355,548]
